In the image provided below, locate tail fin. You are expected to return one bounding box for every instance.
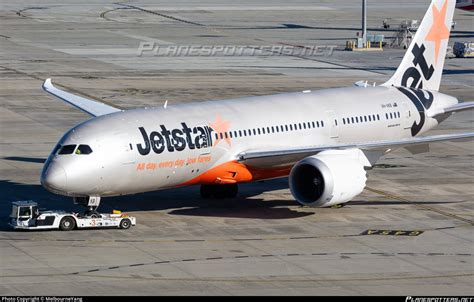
[382,0,456,91]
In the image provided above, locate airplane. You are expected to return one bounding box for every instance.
[41,0,474,216]
[456,0,474,11]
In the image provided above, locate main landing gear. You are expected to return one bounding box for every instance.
[73,196,102,217]
[200,184,238,199]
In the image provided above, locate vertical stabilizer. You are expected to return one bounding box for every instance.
[382,0,456,91]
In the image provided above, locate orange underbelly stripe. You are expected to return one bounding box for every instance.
[180,160,291,186]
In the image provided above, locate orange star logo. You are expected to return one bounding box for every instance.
[209,115,231,147]
[425,0,450,65]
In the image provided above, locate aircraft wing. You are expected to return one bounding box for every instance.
[237,132,474,168]
[429,101,474,118]
[42,78,122,117]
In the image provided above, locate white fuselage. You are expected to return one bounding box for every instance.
[40,85,457,197]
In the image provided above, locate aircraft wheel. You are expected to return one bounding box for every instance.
[225,184,238,198]
[200,185,213,198]
[200,184,238,199]
[214,184,238,199]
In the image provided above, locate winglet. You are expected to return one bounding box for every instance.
[42,78,121,117]
[43,78,53,90]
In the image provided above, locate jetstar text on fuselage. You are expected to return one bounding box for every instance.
[136,123,214,155]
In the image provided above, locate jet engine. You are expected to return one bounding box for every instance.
[289,149,370,207]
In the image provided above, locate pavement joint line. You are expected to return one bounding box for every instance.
[365,186,474,225]
[2,252,472,279]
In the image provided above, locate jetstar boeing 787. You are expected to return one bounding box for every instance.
[41,0,474,214]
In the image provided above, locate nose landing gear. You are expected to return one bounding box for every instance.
[73,196,102,217]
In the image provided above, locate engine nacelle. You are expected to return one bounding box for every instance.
[289,149,369,207]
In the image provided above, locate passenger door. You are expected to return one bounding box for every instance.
[325,110,339,139]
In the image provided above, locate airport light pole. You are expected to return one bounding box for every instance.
[362,0,367,45]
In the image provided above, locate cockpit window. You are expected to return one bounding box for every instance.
[58,145,77,155]
[76,145,93,155]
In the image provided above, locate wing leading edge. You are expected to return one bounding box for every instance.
[237,132,474,167]
[42,78,121,117]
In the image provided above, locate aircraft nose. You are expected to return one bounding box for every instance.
[41,163,68,193]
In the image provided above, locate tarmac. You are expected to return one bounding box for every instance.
[0,0,473,296]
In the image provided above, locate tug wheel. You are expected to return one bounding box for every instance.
[119,218,131,229]
[59,216,75,231]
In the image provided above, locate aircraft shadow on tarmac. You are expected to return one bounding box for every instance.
[105,178,314,220]
[0,176,465,231]
[0,178,312,229]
